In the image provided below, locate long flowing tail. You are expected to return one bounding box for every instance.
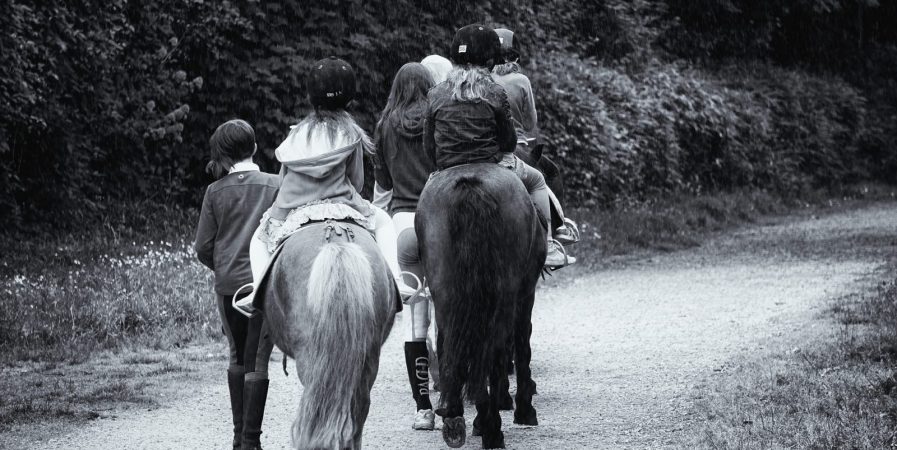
[440,175,516,401]
[292,242,375,449]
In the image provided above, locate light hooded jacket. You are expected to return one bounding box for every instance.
[268,123,370,221]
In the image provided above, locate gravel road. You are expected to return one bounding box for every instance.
[24,202,897,449]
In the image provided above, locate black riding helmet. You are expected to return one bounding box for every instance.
[494,28,520,63]
[450,24,501,69]
[307,56,356,110]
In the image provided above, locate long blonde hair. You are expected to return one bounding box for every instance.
[289,109,374,155]
[446,66,494,102]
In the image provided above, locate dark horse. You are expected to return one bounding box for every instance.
[516,140,565,230]
[416,164,546,449]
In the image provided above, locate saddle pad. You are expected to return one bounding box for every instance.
[252,221,402,313]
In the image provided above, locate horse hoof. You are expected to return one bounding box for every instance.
[482,431,505,449]
[513,407,538,426]
[442,416,466,448]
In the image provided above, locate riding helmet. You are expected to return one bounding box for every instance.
[307,56,356,110]
[494,28,520,63]
[450,24,501,68]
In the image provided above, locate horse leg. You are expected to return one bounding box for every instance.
[513,292,538,426]
[438,346,467,448]
[498,335,514,410]
[480,353,506,448]
[472,382,492,436]
[351,367,375,450]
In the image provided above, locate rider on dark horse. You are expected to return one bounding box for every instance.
[425,24,575,267]
[491,27,581,247]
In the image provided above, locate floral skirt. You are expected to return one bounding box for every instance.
[258,201,373,253]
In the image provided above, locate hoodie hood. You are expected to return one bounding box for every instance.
[275,124,359,179]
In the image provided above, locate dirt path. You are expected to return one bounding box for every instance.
[20,203,897,449]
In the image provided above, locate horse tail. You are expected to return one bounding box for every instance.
[292,241,375,449]
[441,175,515,400]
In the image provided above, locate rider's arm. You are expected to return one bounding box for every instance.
[372,126,393,191]
[494,88,518,154]
[347,142,365,194]
[520,76,538,138]
[194,186,217,270]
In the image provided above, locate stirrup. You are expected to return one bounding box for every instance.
[232,283,257,318]
[399,271,430,306]
[555,218,581,245]
[544,238,575,269]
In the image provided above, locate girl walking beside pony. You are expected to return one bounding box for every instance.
[194,119,277,450]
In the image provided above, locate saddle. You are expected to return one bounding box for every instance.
[251,219,402,313]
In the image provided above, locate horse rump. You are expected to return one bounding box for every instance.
[291,241,376,449]
[419,166,528,405]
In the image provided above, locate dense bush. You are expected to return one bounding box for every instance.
[531,55,870,205]
[1,0,894,228]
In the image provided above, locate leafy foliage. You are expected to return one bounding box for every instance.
[1,0,894,227]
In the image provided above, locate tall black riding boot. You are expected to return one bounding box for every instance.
[227,368,245,449]
[241,376,269,450]
[404,341,433,411]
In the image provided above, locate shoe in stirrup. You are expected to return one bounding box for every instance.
[545,238,576,268]
[232,283,257,318]
[398,271,429,304]
[554,218,581,245]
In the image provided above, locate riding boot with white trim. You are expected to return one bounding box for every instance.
[404,341,435,430]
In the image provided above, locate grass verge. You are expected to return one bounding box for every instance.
[0,201,219,363]
[550,184,895,284]
[2,185,894,363]
[0,347,223,436]
[687,270,897,448]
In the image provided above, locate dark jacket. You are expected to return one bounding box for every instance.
[424,80,517,170]
[374,101,437,215]
[194,170,279,296]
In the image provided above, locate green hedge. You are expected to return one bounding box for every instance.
[532,56,872,205]
[1,0,894,228]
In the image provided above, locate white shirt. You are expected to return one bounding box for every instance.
[229,160,260,174]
